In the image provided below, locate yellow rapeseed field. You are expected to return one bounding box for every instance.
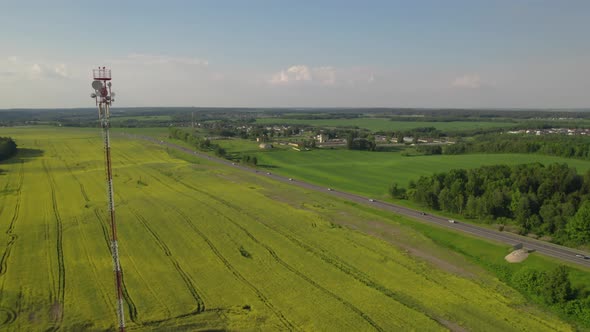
[0,127,573,331]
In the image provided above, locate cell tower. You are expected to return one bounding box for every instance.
[91,67,126,332]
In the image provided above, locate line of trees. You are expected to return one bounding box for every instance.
[168,127,227,157]
[391,163,590,246]
[395,127,444,142]
[445,134,590,160]
[0,137,17,161]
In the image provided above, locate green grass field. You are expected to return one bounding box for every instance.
[0,127,583,331]
[255,117,516,131]
[207,139,590,199]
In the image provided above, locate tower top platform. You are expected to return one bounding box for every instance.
[93,67,111,80]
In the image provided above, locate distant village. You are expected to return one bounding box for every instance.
[197,121,590,151]
[507,128,590,136]
[232,124,452,149]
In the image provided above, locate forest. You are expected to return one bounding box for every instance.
[390,163,590,246]
[0,137,17,161]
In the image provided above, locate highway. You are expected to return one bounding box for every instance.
[128,134,590,269]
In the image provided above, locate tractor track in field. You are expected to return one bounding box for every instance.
[0,161,23,277]
[0,163,23,327]
[228,215,385,332]
[194,182,448,328]
[340,235,473,302]
[129,147,447,329]
[146,168,369,331]
[217,198,450,327]
[164,179,385,332]
[95,206,212,327]
[0,161,17,217]
[111,168,296,330]
[128,208,206,314]
[167,205,298,332]
[72,216,115,315]
[113,146,136,166]
[93,209,140,324]
[140,170,300,330]
[0,307,16,327]
[55,143,91,203]
[42,160,66,332]
[63,162,90,203]
[149,167,439,329]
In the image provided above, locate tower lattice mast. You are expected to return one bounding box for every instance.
[91,67,125,332]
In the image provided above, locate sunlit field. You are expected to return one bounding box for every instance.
[0,127,577,331]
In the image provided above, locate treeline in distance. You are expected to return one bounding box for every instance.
[446,134,590,160]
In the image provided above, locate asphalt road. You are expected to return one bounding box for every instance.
[127,134,590,269]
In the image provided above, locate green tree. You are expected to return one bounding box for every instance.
[464,195,478,218]
[541,266,572,304]
[389,183,406,199]
[514,194,532,229]
[214,146,226,157]
[0,137,18,161]
[566,200,590,245]
[438,188,453,211]
[511,267,544,295]
[345,132,356,150]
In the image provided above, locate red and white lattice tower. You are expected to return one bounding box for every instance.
[91,67,125,332]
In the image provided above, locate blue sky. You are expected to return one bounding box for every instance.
[1,0,589,108]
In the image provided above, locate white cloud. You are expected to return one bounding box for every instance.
[452,74,482,88]
[112,53,209,66]
[270,65,312,84]
[29,63,69,79]
[0,57,70,80]
[269,65,338,85]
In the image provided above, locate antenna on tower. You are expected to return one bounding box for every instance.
[91,66,126,332]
